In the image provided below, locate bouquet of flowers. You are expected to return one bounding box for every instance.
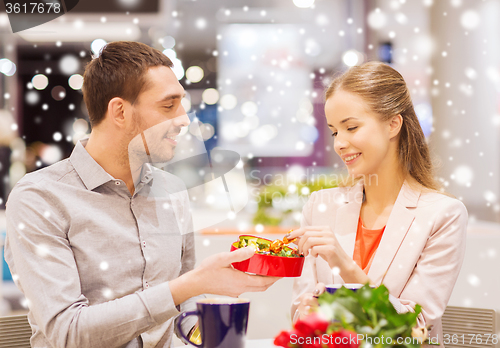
[274,284,428,348]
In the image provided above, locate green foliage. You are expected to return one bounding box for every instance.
[252,177,340,226]
[318,284,422,348]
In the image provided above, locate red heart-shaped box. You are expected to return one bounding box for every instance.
[230,235,305,277]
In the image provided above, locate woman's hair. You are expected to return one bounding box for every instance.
[325,61,442,193]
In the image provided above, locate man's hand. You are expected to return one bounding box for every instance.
[170,247,281,305]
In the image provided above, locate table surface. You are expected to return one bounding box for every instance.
[176,338,276,347]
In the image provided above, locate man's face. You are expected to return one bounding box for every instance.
[128,66,190,164]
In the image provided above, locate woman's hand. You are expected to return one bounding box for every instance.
[295,283,326,321]
[287,226,351,271]
[288,226,371,284]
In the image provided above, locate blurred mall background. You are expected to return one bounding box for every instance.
[1,0,500,343]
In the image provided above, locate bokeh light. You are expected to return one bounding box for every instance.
[161,36,176,49]
[241,101,258,117]
[249,124,278,146]
[460,10,480,30]
[202,88,219,105]
[91,39,107,57]
[195,18,207,30]
[9,162,26,185]
[452,165,474,186]
[162,49,184,80]
[367,8,387,30]
[32,74,49,90]
[342,50,364,67]
[186,66,204,83]
[73,118,89,133]
[40,145,63,164]
[51,86,66,101]
[200,123,215,140]
[25,91,40,105]
[0,58,16,76]
[68,74,84,90]
[59,55,80,75]
[181,97,192,112]
[220,94,237,110]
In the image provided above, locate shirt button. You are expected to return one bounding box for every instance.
[145,282,149,289]
[142,241,146,248]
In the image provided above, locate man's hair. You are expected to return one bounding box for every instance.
[82,41,173,127]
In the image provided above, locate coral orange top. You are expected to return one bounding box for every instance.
[353,217,386,274]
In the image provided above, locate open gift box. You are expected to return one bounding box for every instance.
[230,235,305,277]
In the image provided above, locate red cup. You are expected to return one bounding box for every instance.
[230,235,304,277]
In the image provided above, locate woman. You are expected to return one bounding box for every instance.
[288,61,467,345]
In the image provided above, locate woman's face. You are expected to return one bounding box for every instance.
[324,90,399,178]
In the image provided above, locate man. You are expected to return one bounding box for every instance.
[4,41,278,348]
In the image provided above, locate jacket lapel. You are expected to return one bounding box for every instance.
[367,181,420,285]
[332,180,364,283]
[334,181,363,258]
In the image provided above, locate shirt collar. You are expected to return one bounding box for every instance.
[70,138,155,191]
[69,138,115,191]
[136,162,154,186]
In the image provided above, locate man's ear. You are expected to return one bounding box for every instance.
[389,114,403,140]
[106,97,128,128]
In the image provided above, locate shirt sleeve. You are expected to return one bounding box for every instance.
[174,231,204,339]
[387,200,468,342]
[172,190,204,339]
[4,181,182,348]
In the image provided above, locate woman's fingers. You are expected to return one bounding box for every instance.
[287,226,329,239]
[301,237,333,256]
[297,231,331,253]
[309,245,336,265]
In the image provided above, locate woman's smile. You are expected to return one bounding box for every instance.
[343,153,362,165]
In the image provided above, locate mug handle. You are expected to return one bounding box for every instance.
[177,311,202,348]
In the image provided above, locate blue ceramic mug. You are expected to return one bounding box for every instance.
[325,283,364,294]
[177,298,250,348]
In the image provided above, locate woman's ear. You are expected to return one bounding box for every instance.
[389,114,403,140]
[107,97,128,128]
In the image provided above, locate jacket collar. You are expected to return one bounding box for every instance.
[341,177,421,208]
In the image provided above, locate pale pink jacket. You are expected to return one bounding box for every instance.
[291,178,468,345]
